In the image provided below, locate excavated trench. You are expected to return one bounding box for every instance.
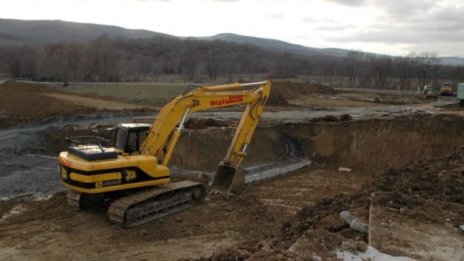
[21,113,464,194]
[25,113,464,175]
[170,114,464,177]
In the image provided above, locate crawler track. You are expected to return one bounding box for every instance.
[107,180,206,227]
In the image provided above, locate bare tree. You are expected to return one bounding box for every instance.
[370,56,392,88]
[84,35,120,82]
[3,45,37,79]
[178,40,200,81]
[204,42,223,80]
[343,50,363,87]
[0,35,462,86]
[40,42,83,82]
[394,54,415,90]
[413,52,440,88]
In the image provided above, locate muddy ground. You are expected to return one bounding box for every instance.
[0,81,463,260]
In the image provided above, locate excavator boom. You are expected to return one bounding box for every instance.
[141,81,270,162]
[141,80,270,192]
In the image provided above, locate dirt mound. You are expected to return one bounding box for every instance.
[203,193,366,260]
[275,148,464,257]
[267,81,337,106]
[29,124,114,155]
[204,147,464,259]
[184,118,236,129]
[273,81,337,97]
[0,192,71,223]
[376,155,464,206]
[310,114,352,122]
[0,81,95,127]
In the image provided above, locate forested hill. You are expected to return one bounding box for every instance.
[0,18,463,87]
[0,18,169,45]
[1,18,463,66]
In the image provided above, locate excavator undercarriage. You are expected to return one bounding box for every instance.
[66,180,206,227]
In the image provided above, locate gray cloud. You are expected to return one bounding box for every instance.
[370,0,436,17]
[426,6,464,23]
[408,20,464,32]
[314,24,353,31]
[302,17,316,23]
[323,1,464,55]
[323,0,365,6]
[411,42,464,56]
[265,12,285,20]
[330,29,464,44]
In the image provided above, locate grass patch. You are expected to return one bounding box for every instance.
[63,83,193,106]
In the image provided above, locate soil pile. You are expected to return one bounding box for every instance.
[204,147,464,260]
[279,148,464,257]
[184,118,236,129]
[267,81,337,106]
[30,124,113,155]
[310,114,352,122]
[0,81,95,127]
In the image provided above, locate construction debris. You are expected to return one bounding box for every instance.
[339,210,369,234]
[338,167,352,172]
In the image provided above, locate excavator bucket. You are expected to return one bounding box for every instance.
[211,163,245,193]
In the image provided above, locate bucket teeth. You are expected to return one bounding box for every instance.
[211,162,245,193]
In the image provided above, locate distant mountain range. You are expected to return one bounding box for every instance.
[1,18,463,66]
[201,33,351,58]
[0,18,168,44]
[203,33,464,66]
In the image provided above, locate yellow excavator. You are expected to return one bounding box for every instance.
[58,80,271,227]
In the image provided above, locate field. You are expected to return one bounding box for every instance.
[63,83,194,106]
[0,80,463,260]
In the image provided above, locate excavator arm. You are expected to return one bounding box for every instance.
[140,80,271,191]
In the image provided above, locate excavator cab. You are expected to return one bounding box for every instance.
[113,123,151,154]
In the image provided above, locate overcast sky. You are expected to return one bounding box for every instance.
[1,0,463,56]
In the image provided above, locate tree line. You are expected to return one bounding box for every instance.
[0,35,463,90]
